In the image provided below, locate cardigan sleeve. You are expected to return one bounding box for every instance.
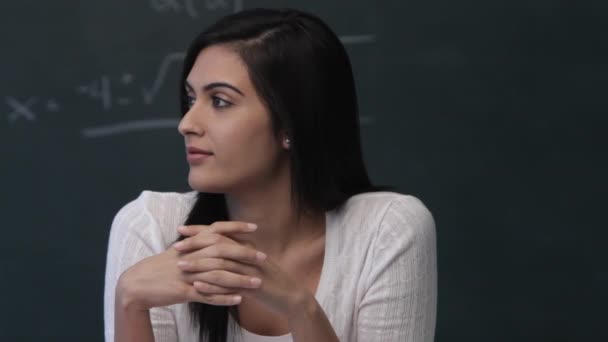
[357,195,438,341]
[103,193,179,342]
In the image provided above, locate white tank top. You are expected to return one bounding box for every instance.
[240,327,293,342]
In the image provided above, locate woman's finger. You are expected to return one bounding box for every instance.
[183,243,266,266]
[174,233,252,253]
[178,221,257,237]
[174,222,259,252]
[181,268,261,288]
[187,270,262,289]
[193,281,235,295]
[186,285,242,306]
[177,224,211,237]
[177,257,259,275]
[173,233,225,252]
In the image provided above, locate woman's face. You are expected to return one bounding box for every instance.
[178,44,287,193]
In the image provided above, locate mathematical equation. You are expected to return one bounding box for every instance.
[150,0,243,18]
[5,51,185,130]
[5,28,374,138]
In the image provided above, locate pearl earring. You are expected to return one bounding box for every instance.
[285,138,291,147]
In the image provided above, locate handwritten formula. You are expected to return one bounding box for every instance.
[4,1,375,138]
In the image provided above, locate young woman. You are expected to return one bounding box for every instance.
[104,8,437,342]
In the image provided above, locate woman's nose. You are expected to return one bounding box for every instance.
[178,107,204,137]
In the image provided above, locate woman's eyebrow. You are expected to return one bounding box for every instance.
[203,82,245,96]
[184,81,244,97]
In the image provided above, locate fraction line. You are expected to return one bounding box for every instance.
[81,119,179,138]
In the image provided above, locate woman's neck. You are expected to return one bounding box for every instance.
[224,176,325,258]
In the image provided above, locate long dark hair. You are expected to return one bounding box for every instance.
[175,8,392,341]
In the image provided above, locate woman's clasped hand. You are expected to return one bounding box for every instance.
[174,222,266,306]
[116,221,307,317]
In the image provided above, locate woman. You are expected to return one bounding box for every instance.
[104,8,437,342]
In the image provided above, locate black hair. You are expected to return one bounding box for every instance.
[175,7,392,341]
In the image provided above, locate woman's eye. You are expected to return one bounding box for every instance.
[212,96,231,108]
[186,95,195,108]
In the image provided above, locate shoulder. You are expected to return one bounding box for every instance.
[339,191,434,227]
[334,191,436,251]
[110,190,198,252]
[113,190,198,225]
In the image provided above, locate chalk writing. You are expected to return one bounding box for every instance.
[77,76,111,110]
[340,35,376,44]
[141,52,185,105]
[4,34,375,135]
[77,73,138,110]
[82,119,180,138]
[6,97,38,123]
[140,35,374,105]
[5,97,62,124]
[46,99,60,112]
[149,0,240,18]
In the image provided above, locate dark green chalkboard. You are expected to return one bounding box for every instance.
[1,1,605,340]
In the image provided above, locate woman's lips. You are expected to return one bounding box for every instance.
[187,146,213,154]
[186,152,213,164]
[186,146,213,164]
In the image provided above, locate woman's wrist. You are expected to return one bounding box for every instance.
[285,288,318,321]
[116,274,148,312]
[286,288,340,341]
[114,278,154,342]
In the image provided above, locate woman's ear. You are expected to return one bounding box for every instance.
[282,135,291,150]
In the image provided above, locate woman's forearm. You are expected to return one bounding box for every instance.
[287,291,339,342]
[114,285,155,342]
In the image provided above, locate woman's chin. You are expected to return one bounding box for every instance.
[188,177,225,193]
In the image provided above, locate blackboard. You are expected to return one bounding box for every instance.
[1,1,605,340]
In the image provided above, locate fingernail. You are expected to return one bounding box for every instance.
[174,241,184,249]
[256,252,267,262]
[250,277,261,287]
[233,295,242,304]
[247,223,258,231]
[177,225,187,231]
[177,260,189,267]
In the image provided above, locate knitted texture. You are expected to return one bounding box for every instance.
[104,191,437,342]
